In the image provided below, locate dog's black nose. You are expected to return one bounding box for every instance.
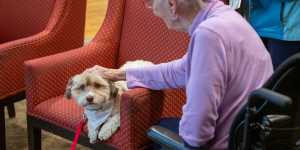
[86,96,94,103]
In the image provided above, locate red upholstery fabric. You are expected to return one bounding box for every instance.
[223,0,229,6]
[25,43,119,113]
[0,0,56,44]
[0,0,87,100]
[25,0,125,112]
[119,88,165,149]
[117,0,191,66]
[31,95,87,135]
[92,0,126,44]
[25,0,229,149]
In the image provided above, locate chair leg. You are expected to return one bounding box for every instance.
[0,102,6,150]
[6,104,15,118]
[27,115,41,150]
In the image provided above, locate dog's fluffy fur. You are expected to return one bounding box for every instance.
[115,60,154,91]
[65,60,154,143]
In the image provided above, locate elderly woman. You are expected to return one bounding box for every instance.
[87,0,273,149]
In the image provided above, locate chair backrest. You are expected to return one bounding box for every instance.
[0,0,56,44]
[117,0,192,118]
[229,53,300,149]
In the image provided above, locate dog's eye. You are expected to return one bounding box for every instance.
[80,86,84,90]
[95,84,100,88]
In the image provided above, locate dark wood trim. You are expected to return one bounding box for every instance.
[0,102,6,150]
[2,91,26,106]
[7,104,15,118]
[28,115,118,150]
[2,91,26,118]
[27,115,41,150]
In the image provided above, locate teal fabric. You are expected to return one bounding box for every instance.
[283,0,300,40]
[249,0,300,41]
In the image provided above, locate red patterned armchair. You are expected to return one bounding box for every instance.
[0,0,86,149]
[24,0,228,149]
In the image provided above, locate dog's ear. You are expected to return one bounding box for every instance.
[108,81,118,98]
[65,77,74,100]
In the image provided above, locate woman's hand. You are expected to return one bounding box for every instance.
[85,65,110,78]
[85,65,126,82]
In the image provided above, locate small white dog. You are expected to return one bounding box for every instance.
[65,60,154,144]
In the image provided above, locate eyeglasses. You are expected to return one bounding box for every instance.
[141,0,153,9]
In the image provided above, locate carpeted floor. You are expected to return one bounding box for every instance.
[4,99,91,150]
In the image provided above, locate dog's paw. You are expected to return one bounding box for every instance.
[89,136,97,144]
[98,129,113,141]
[88,131,98,144]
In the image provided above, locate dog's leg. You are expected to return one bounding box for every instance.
[98,114,120,140]
[88,121,100,144]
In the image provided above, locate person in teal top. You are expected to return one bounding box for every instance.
[246,0,300,70]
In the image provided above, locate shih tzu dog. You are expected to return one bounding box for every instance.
[65,72,122,143]
[64,60,154,144]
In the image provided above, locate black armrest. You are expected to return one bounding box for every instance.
[147,126,207,150]
[248,88,292,108]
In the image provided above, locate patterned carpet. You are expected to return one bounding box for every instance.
[4,99,91,150]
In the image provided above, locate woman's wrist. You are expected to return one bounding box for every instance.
[115,69,126,81]
[107,69,126,81]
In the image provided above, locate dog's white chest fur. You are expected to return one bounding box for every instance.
[84,98,114,130]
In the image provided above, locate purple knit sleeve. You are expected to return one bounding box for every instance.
[126,54,187,90]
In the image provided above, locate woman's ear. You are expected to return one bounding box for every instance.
[65,77,74,100]
[169,0,177,15]
[108,81,118,98]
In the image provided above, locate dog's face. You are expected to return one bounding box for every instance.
[65,72,118,108]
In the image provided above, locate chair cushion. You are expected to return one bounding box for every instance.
[30,95,128,149]
[30,95,86,135]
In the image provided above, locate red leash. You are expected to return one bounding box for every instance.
[71,113,85,150]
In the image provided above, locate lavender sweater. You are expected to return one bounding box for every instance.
[126,0,273,149]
